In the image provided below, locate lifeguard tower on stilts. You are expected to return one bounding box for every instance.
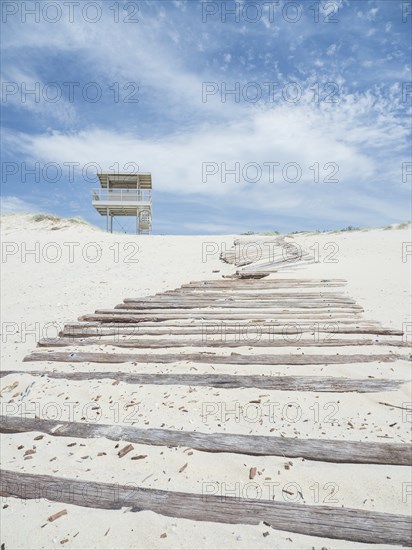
[92,173,152,234]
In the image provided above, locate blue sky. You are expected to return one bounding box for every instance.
[1,0,411,234]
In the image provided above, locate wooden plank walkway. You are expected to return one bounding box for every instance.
[2,243,411,546]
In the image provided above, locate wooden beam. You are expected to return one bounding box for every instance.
[124,304,363,309]
[64,320,382,328]
[185,279,347,284]
[121,296,359,303]
[1,416,411,465]
[158,293,349,300]
[1,469,410,545]
[164,283,345,288]
[126,295,357,300]
[179,286,346,291]
[36,337,409,349]
[229,271,270,279]
[157,288,346,299]
[96,308,362,316]
[115,303,363,311]
[81,313,362,323]
[180,288,342,293]
[0,370,405,393]
[154,295,353,302]
[23,351,404,365]
[61,324,403,337]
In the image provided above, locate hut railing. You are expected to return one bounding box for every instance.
[92,189,152,202]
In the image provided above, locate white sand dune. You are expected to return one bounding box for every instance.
[1,214,411,549]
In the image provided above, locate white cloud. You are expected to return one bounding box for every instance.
[326,44,337,56]
[172,0,187,11]
[0,196,37,214]
[366,8,379,21]
[3,86,408,225]
[1,7,209,123]
[0,68,77,125]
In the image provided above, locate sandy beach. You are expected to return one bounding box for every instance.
[0,214,411,549]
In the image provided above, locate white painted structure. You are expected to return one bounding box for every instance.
[92,173,152,234]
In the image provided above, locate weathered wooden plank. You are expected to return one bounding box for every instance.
[229,271,270,279]
[187,281,329,286]
[122,294,354,304]
[160,289,349,294]
[61,323,403,337]
[185,279,347,284]
[240,262,310,273]
[1,470,410,546]
[37,337,409,349]
[221,249,288,263]
[180,283,346,289]
[165,283,345,289]
[123,296,362,308]
[1,416,410,465]
[121,296,359,303]
[154,295,354,302]
[180,285,346,291]
[221,246,290,262]
[79,315,365,324]
[129,293,355,300]
[116,302,363,310]
[23,350,404,365]
[65,319,381,326]
[85,312,362,323]
[0,370,405,392]
[98,307,362,315]
[158,293,349,300]
[63,319,391,329]
[127,295,357,300]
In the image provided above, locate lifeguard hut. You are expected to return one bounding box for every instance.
[92,173,152,234]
